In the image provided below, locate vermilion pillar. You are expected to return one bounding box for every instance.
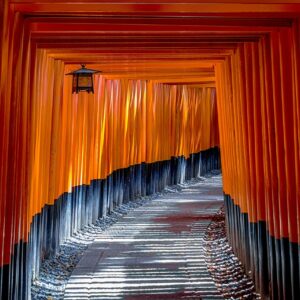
[216,25,300,299]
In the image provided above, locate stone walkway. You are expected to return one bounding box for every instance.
[64,175,224,299]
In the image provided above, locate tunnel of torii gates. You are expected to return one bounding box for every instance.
[0,0,300,299]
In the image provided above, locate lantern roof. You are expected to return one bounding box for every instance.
[66,64,101,75]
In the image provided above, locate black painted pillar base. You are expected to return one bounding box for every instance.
[224,195,300,300]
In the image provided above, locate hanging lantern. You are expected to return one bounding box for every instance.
[66,64,101,94]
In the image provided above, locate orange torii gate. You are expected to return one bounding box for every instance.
[0,1,299,299]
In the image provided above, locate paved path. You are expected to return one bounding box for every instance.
[64,175,224,299]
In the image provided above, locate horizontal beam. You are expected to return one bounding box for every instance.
[12,2,300,15]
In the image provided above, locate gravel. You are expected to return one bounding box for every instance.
[204,207,261,299]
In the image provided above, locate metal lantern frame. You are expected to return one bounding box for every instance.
[66,64,101,94]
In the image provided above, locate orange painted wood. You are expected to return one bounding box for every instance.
[0,47,219,266]
[1,0,300,270]
[215,27,300,243]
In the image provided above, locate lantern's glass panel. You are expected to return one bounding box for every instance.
[78,75,92,88]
